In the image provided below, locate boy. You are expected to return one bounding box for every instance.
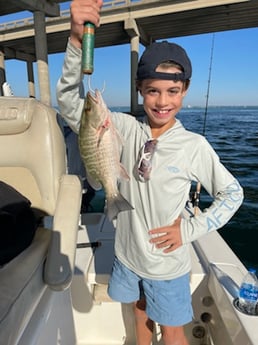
[56,1,243,344]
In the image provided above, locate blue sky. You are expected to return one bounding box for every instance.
[2,4,258,107]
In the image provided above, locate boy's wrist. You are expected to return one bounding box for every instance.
[70,34,82,49]
[67,38,83,57]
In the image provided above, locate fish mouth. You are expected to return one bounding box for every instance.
[87,89,102,104]
[87,90,98,104]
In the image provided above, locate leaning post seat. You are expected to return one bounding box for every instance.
[0,97,82,344]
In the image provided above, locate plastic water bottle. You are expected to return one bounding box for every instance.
[239,268,258,315]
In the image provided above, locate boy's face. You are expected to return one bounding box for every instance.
[138,66,188,136]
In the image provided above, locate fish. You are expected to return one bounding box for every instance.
[78,89,133,221]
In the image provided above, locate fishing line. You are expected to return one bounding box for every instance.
[194,33,215,214]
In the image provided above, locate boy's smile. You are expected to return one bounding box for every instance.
[139,67,188,137]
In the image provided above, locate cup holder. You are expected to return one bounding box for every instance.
[233,298,258,316]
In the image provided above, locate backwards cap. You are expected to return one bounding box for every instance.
[137,41,192,81]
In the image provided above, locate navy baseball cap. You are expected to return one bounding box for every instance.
[137,41,192,81]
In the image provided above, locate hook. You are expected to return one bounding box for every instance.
[87,75,105,94]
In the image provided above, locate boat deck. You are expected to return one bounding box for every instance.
[1,211,258,345]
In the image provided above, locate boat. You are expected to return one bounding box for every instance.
[0,1,258,344]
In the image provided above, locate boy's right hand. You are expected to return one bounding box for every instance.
[70,0,103,48]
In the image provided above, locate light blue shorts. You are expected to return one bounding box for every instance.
[108,257,193,326]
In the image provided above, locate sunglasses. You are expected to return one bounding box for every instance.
[138,139,158,181]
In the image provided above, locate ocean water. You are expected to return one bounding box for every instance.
[109,105,258,270]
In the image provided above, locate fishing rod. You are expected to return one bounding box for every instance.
[82,22,95,75]
[203,33,215,137]
[194,33,215,216]
[82,22,105,92]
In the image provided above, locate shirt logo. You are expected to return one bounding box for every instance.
[167,166,180,173]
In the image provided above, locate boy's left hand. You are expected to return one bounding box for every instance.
[149,217,182,253]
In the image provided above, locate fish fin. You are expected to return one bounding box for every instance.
[106,193,134,221]
[86,173,102,191]
[97,125,109,146]
[97,116,111,146]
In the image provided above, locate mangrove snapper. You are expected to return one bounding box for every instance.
[79,90,133,220]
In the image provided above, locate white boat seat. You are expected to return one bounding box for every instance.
[0,97,82,342]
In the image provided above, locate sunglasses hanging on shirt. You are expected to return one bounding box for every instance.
[137,139,158,181]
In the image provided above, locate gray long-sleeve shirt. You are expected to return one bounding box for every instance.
[56,41,243,280]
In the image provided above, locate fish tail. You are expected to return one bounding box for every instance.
[106,193,133,221]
